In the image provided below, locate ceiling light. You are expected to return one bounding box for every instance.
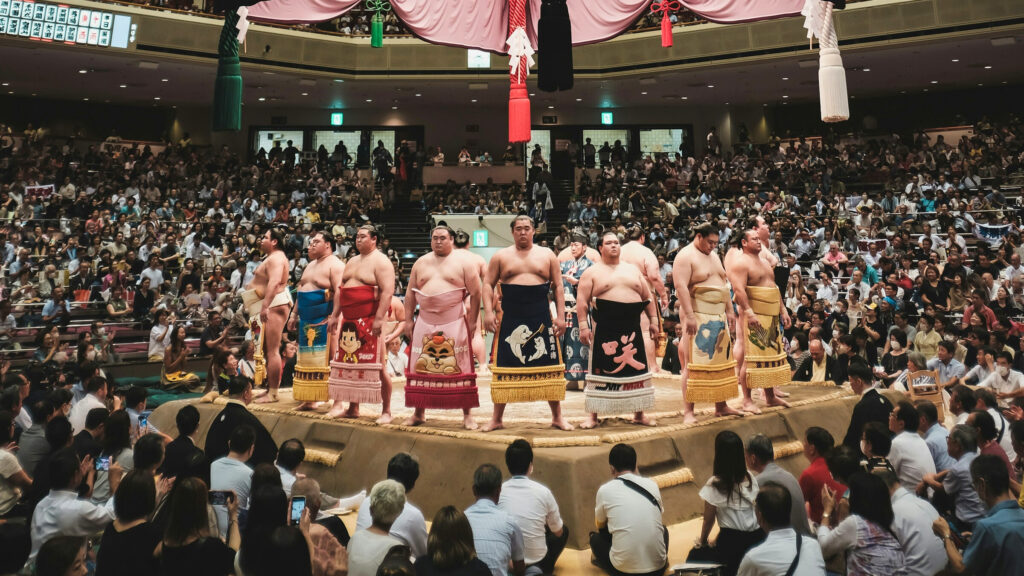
[547,105,554,109]
[575,98,582,102]
[391,106,398,110]
[257,97,265,101]
[782,77,789,80]
[161,78,169,82]
[82,97,88,101]
[725,102,730,105]
[365,98,372,102]
[119,84,127,88]
[6,92,12,95]
[862,68,870,72]
[951,59,959,62]
[978,83,984,86]
[471,99,477,103]
[930,80,938,84]
[707,85,714,88]
[154,97,161,100]
[984,65,993,69]
[680,96,688,100]
[1,83,8,87]
[78,69,87,74]
[529,93,535,96]
[414,93,421,97]
[923,88,929,92]
[641,91,647,95]
[334,79,345,83]
[782,95,789,99]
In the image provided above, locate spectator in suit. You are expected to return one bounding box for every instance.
[792,339,835,384]
[161,405,205,481]
[204,376,277,467]
[72,408,107,462]
[745,434,811,535]
[736,482,826,576]
[842,359,894,452]
[660,323,682,375]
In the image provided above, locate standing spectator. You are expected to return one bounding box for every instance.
[842,360,893,451]
[356,453,428,558]
[816,472,907,575]
[799,427,846,526]
[933,454,1024,575]
[414,506,492,576]
[591,443,667,576]
[887,401,936,489]
[210,425,255,539]
[736,482,825,576]
[498,440,567,575]
[464,464,525,576]
[697,431,763,576]
[348,480,406,576]
[160,405,205,481]
[874,470,946,576]
[745,434,811,535]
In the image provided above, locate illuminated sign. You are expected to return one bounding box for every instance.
[601,112,614,125]
[473,229,488,247]
[0,0,135,48]
[330,112,343,126]
[467,49,490,69]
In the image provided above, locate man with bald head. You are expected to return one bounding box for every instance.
[793,339,836,384]
[619,226,669,373]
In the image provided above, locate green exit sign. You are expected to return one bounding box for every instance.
[330,112,344,126]
[601,112,613,125]
[473,229,489,247]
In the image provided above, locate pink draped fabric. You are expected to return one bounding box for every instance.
[247,0,804,50]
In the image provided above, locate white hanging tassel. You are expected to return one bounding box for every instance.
[802,0,849,123]
[236,6,251,44]
[506,26,535,78]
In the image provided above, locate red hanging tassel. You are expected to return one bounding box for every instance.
[661,12,672,47]
[509,82,531,143]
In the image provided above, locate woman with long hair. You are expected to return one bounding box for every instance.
[947,272,968,313]
[414,506,490,575]
[162,325,200,391]
[96,470,161,576]
[91,410,134,504]
[160,477,239,576]
[204,348,239,394]
[878,330,909,388]
[238,485,289,576]
[696,431,762,576]
[919,264,948,313]
[35,535,88,576]
[784,270,805,311]
[992,285,1018,316]
[817,472,907,575]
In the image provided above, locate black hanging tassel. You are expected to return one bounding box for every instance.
[213,0,262,14]
[538,0,573,92]
[823,0,846,8]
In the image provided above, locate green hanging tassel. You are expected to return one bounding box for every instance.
[371,13,383,48]
[213,10,242,132]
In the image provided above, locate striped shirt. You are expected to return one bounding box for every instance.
[465,498,525,576]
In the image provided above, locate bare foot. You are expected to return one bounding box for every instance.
[579,415,600,429]
[375,413,393,425]
[774,389,791,398]
[681,411,698,425]
[551,417,575,431]
[631,413,656,427]
[766,396,791,408]
[254,394,278,404]
[403,415,426,426]
[326,406,348,418]
[340,406,360,419]
[714,405,746,417]
[463,415,479,430]
[741,398,762,415]
[481,420,504,432]
[295,402,317,411]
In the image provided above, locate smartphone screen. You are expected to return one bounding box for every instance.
[289,496,305,525]
[209,491,230,506]
[139,415,148,430]
[95,456,111,471]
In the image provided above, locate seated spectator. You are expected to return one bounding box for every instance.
[697,431,763,576]
[160,477,239,576]
[465,464,525,576]
[210,424,255,538]
[591,443,667,576]
[16,397,53,478]
[35,535,88,576]
[933,454,1024,575]
[105,287,133,320]
[736,482,825,576]
[792,339,834,384]
[276,438,304,496]
[921,424,987,530]
[148,310,175,361]
[888,401,936,489]
[927,341,965,389]
[415,506,491,576]
[916,400,956,473]
[745,434,811,535]
[799,426,846,526]
[348,479,406,576]
[878,330,909,387]
[816,472,907,574]
[842,359,893,451]
[356,452,428,558]
[205,376,277,466]
[72,407,108,462]
[162,405,204,480]
[124,386,167,443]
[498,439,567,575]
[162,324,201,390]
[861,421,896,474]
[30,447,116,558]
[0,410,32,517]
[948,385,975,426]
[251,525,317,576]
[95,470,161,576]
[239,484,289,576]
[68,376,117,434]
[205,348,239,394]
[974,388,1017,461]
[90,410,134,504]
[874,469,946,576]
[133,433,167,476]
[977,351,1024,402]
[292,477,349,576]
[26,415,73,512]
[967,410,1016,481]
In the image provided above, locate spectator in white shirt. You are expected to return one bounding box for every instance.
[137,254,164,288]
[148,310,175,361]
[498,440,567,575]
[874,469,947,576]
[737,482,825,576]
[355,452,428,559]
[977,352,1024,404]
[888,401,936,490]
[816,271,838,304]
[30,447,117,558]
[592,444,667,576]
[275,438,304,497]
[68,376,118,435]
[210,424,255,539]
[1002,253,1024,283]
